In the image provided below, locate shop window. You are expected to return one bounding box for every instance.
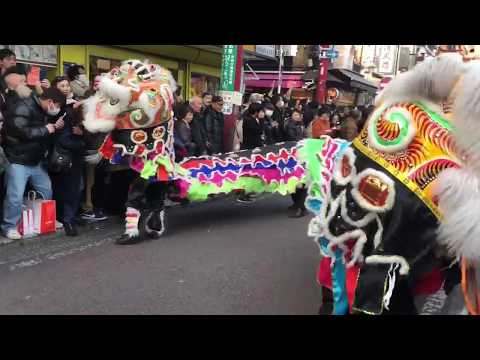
[190,73,219,98]
[89,56,122,81]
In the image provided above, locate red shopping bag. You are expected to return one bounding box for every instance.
[26,191,56,235]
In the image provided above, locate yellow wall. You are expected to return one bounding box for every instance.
[57,45,221,100]
[87,46,179,71]
[59,45,180,75]
[189,63,220,78]
[59,45,88,75]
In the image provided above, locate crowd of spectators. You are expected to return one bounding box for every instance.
[0,49,108,240]
[0,46,375,240]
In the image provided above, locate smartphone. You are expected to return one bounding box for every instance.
[27,66,40,86]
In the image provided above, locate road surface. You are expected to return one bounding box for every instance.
[0,194,321,315]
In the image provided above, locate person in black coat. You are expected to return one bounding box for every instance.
[242,102,265,150]
[271,95,287,142]
[48,76,85,236]
[237,103,266,204]
[285,109,305,142]
[1,68,65,239]
[174,103,196,161]
[204,95,225,155]
[189,96,208,156]
[262,102,282,145]
[284,109,308,218]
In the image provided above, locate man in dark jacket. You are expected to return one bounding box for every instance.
[189,96,208,156]
[284,109,307,218]
[204,95,225,155]
[285,109,305,141]
[271,95,287,142]
[242,103,265,150]
[1,68,65,239]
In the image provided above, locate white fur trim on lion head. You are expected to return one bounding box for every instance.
[98,76,132,106]
[452,60,480,177]
[435,167,480,262]
[82,94,116,133]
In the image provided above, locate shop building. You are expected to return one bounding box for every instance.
[58,45,224,100]
[1,45,274,101]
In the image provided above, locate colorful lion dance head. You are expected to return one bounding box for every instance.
[83,59,177,134]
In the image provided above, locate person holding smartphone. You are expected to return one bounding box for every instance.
[48,76,86,237]
[1,66,65,240]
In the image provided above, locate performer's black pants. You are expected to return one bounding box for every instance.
[125,178,167,212]
[291,187,307,211]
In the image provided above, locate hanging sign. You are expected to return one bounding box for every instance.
[220,45,238,92]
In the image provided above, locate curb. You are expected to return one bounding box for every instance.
[0,217,122,248]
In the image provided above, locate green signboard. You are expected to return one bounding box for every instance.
[220,45,238,91]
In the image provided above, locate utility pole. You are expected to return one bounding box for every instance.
[277,45,284,95]
[316,44,330,104]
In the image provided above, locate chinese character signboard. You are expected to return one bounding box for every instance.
[377,45,398,75]
[220,45,238,92]
[361,45,377,68]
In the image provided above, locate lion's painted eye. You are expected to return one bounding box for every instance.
[110,98,120,106]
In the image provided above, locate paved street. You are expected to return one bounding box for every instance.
[0,194,321,315]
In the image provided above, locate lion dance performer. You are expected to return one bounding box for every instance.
[300,53,480,314]
[82,59,309,245]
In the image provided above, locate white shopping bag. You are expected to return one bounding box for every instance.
[18,206,35,238]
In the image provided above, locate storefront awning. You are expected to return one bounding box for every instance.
[302,70,347,84]
[331,69,378,93]
[303,69,378,93]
